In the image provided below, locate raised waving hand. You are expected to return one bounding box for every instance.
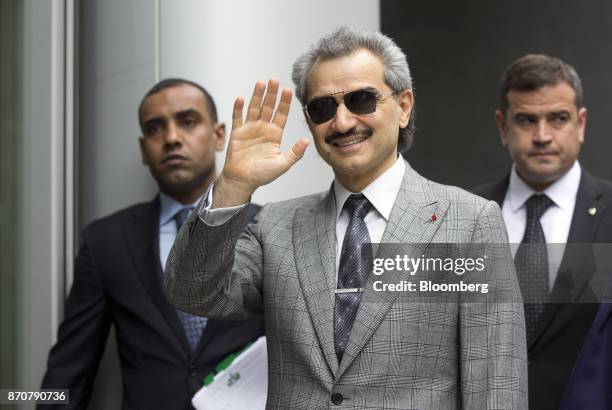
[213,79,309,208]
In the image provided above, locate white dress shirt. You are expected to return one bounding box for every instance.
[202,157,406,283]
[502,161,581,290]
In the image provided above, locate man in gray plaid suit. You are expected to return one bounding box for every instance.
[164,27,528,409]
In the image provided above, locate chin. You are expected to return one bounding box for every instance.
[330,157,366,174]
[162,173,193,188]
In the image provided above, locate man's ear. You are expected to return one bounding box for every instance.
[495,110,508,147]
[398,89,414,129]
[213,122,226,151]
[577,107,587,144]
[138,136,149,165]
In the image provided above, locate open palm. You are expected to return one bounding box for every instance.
[215,79,309,206]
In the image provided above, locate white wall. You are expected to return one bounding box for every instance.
[159,0,380,204]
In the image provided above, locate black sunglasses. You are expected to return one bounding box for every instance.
[304,88,396,124]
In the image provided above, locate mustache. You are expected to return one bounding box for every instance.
[324,128,374,144]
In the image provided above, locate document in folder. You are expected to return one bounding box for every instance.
[192,336,267,410]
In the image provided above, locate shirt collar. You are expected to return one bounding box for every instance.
[507,160,581,212]
[333,156,406,221]
[159,192,201,227]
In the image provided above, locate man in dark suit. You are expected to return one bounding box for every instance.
[39,78,264,409]
[473,54,612,410]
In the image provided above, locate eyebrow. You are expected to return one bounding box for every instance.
[514,109,571,118]
[174,108,202,119]
[547,110,571,116]
[142,108,203,130]
[142,116,164,130]
[326,86,379,97]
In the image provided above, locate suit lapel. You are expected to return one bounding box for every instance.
[338,163,449,376]
[294,189,340,376]
[563,170,607,300]
[564,170,606,246]
[529,170,607,348]
[126,197,192,354]
[192,320,221,358]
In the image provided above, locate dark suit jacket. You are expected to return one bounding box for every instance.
[473,167,612,410]
[39,197,265,410]
[561,303,612,409]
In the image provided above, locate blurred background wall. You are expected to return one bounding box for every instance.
[382,0,612,187]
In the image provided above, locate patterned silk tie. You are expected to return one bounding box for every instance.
[173,208,208,350]
[334,194,373,361]
[515,194,553,343]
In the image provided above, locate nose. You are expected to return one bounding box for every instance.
[533,120,553,144]
[331,102,358,134]
[164,122,181,146]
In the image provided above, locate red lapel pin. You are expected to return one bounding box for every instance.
[431,214,437,222]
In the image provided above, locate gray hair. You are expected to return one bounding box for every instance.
[292,26,416,152]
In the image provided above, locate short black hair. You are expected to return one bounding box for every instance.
[499,54,583,114]
[138,78,218,131]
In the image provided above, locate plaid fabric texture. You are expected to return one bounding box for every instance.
[164,162,528,409]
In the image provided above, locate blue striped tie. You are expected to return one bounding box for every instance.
[334,194,373,360]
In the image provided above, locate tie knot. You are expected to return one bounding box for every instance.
[343,194,372,219]
[174,207,193,230]
[525,194,553,220]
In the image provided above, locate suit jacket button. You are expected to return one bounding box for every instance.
[331,393,343,405]
[188,366,198,377]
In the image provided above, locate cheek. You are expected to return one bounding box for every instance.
[506,133,531,155]
[505,142,524,164]
[141,144,161,163]
[563,135,582,157]
[311,128,330,155]
[196,144,216,163]
[312,137,330,159]
[191,133,217,157]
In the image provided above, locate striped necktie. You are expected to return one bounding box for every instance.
[334,194,373,361]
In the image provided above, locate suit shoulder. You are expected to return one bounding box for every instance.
[261,191,328,213]
[83,201,154,237]
[427,179,494,211]
[250,192,328,228]
[594,176,612,196]
[471,180,501,198]
[579,168,612,205]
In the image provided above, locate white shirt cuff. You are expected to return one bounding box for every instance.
[198,182,248,226]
